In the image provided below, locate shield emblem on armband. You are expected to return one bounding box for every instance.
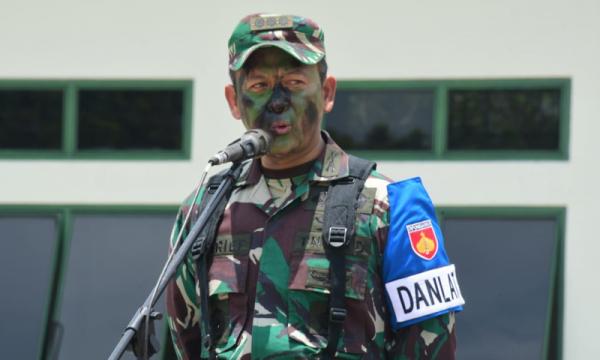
[406,219,438,260]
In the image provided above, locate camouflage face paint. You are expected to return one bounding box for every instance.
[304,101,319,126]
[241,82,293,131]
[235,48,325,157]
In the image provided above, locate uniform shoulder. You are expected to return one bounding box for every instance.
[362,169,394,217]
[179,164,242,208]
[368,169,394,183]
[365,169,394,195]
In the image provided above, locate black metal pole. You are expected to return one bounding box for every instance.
[108,162,243,360]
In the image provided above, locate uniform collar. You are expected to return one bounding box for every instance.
[234,130,350,187]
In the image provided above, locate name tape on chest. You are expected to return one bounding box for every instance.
[385,264,464,323]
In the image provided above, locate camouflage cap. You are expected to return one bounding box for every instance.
[228,13,326,71]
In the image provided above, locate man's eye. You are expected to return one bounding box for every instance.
[249,82,268,91]
[286,79,305,86]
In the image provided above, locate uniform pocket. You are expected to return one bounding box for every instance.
[287,253,369,355]
[207,250,249,353]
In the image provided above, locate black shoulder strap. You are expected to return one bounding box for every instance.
[191,171,231,259]
[347,155,377,179]
[190,170,235,359]
[322,155,376,358]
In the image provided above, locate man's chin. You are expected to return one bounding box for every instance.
[266,147,294,159]
[267,137,296,155]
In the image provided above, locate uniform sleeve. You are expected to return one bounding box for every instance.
[387,312,457,359]
[165,196,203,360]
[370,174,461,359]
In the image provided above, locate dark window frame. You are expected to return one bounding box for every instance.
[0,80,193,160]
[328,79,570,160]
[437,206,565,360]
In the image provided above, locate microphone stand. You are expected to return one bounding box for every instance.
[108,161,243,360]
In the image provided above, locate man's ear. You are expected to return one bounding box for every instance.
[225,84,241,119]
[322,76,337,113]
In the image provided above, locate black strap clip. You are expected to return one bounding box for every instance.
[207,183,220,194]
[191,236,205,259]
[327,226,348,248]
[329,307,347,323]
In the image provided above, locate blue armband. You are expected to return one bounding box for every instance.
[384,177,464,330]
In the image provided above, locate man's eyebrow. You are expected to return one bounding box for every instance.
[245,66,308,79]
[284,67,309,76]
[245,70,268,80]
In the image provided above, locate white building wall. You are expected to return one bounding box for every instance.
[1,0,598,357]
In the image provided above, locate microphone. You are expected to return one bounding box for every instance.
[209,129,273,165]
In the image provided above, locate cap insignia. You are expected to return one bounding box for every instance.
[250,15,294,31]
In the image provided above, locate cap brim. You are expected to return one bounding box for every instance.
[229,41,325,71]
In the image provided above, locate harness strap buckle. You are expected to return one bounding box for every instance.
[329,307,347,323]
[327,226,348,248]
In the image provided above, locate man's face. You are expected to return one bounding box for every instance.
[229,47,330,158]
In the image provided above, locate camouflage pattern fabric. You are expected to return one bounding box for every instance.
[228,14,325,71]
[166,132,456,359]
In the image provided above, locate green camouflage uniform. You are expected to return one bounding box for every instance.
[166,132,456,359]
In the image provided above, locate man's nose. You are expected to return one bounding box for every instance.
[268,98,289,114]
[267,84,291,114]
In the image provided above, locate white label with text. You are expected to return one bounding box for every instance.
[385,264,465,323]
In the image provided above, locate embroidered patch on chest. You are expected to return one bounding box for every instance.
[305,266,354,290]
[213,234,251,256]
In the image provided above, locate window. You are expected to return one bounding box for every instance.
[78,89,184,151]
[438,207,564,360]
[0,89,63,150]
[326,88,434,151]
[0,80,192,159]
[448,88,561,150]
[0,206,179,360]
[324,79,570,160]
[59,213,175,360]
[0,214,59,360]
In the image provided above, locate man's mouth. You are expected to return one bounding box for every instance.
[270,121,292,135]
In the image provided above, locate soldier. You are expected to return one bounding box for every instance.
[166,13,463,359]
